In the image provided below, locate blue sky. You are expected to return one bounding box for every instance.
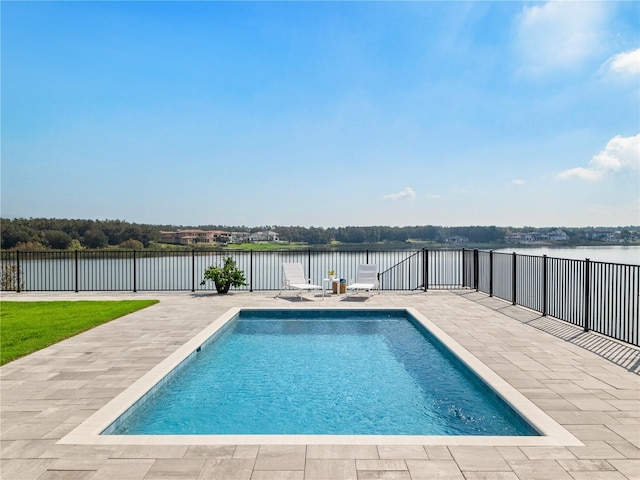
[2,1,639,228]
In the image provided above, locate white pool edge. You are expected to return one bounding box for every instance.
[59,306,583,447]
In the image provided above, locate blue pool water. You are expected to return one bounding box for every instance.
[106,309,538,436]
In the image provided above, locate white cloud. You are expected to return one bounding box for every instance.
[515,1,608,76]
[556,167,604,181]
[383,187,416,201]
[604,48,640,76]
[510,179,525,185]
[557,133,640,181]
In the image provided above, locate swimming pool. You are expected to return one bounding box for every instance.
[62,307,581,446]
[105,309,536,436]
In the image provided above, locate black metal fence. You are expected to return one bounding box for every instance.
[0,249,444,293]
[2,248,638,346]
[468,250,639,347]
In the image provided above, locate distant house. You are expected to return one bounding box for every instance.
[227,232,250,244]
[586,230,621,242]
[445,236,468,244]
[505,232,542,243]
[546,229,568,242]
[506,230,568,244]
[158,229,228,245]
[249,230,279,242]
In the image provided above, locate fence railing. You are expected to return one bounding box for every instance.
[2,249,638,346]
[1,249,454,293]
[467,250,639,347]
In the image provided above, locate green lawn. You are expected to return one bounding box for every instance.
[223,242,308,251]
[0,300,158,365]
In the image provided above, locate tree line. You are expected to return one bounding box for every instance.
[0,218,157,250]
[1,217,636,250]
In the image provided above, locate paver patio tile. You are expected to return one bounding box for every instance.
[0,458,55,480]
[565,424,625,442]
[495,447,527,461]
[249,470,303,480]
[355,471,411,480]
[518,388,562,399]
[607,459,640,480]
[253,445,305,471]
[566,397,619,411]
[89,458,155,480]
[461,473,519,480]
[532,398,578,410]
[519,446,577,460]
[1,422,60,440]
[197,458,254,480]
[567,472,628,479]
[449,446,510,471]
[556,458,615,471]
[0,439,57,459]
[424,446,453,460]
[143,458,205,479]
[233,445,259,459]
[546,410,620,425]
[377,445,427,459]
[355,459,407,470]
[608,424,640,447]
[304,459,357,480]
[507,459,573,479]
[610,410,640,422]
[42,422,81,440]
[404,459,464,479]
[306,445,378,459]
[48,456,108,471]
[111,445,189,458]
[609,440,640,459]
[606,389,640,401]
[184,445,236,458]
[569,441,628,460]
[42,444,117,459]
[38,471,95,480]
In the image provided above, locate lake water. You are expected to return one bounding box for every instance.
[2,246,638,292]
[493,246,640,265]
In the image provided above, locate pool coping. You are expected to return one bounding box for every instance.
[59,306,583,447]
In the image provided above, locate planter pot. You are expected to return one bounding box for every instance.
[215,282,231,294]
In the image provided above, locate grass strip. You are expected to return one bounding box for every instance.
[0,300,159,365]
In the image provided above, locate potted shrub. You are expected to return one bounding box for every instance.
[200,256,247,294]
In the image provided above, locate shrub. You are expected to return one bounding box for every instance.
[1,265,23,291]
[119,238,144,250]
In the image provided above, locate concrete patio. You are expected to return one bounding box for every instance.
[1,289,639,480]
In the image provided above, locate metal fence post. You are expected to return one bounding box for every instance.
[133,250,137,293]
[512,252,517,305]
[250,250,254,292]
[16,250,21,293]
[191,249,195,292]
[473,249,479,291]
[75,250,79,293]
[584,258,591,332]
[542,254,548,316]
[423,248,428,292]
[489,250,493,297]
[461,248,466,288]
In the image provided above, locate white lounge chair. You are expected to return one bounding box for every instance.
[346,264,379,298]
[278,262,324,300]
